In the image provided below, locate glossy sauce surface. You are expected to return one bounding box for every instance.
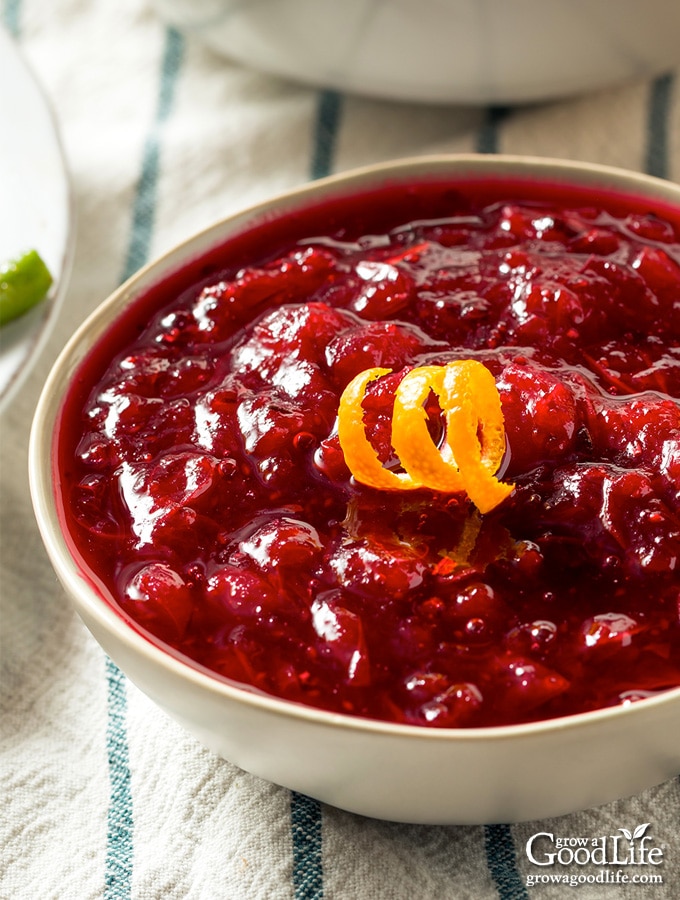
[57,180,680,727]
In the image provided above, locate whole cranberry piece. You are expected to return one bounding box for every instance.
[505,620,558,658]
[632,245,680,304]
[311,592,370,685]
[509,540,545,580]
[325,320,432,387]
[191,248,339,343]
[313,435,351,483]
[122,562,193,641]
[236,390,333,457]
[349,260,414,319]
[539,464,680,574]
[440,581,513,645]
[625,213,677,243]
[98,393,164,440]
[232,302,354,374]
[497,362,579,475]
[403,672,483,727]
[569,228,620,256]
[75,433,120,471]
[492,654,570,718]
[238,517,323,571]
[581,612,640,650]
[585,394,680,476]
[118,452,220,546]
[203,565,279,620]
[193,385,242,457]
[327,536,426,600]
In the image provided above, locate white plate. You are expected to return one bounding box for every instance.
[0,28,74,413]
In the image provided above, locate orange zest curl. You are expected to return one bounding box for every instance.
[337,360,514,513]
[337,367,421,491]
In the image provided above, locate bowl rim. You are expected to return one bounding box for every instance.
[29,152,680,743]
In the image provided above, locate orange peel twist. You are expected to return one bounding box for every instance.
[337,360,514,514]
[337,367,421,491]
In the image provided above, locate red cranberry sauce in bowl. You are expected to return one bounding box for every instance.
[55,175,680,730]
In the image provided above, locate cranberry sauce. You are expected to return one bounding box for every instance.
[57,178,680,728]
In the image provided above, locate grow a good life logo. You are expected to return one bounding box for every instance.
[525,823,666,888]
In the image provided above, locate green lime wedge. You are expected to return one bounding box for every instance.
[0,249,53,328]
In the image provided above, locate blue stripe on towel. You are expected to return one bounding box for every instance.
[121,26,185,283]
[646,73,675,180]
[476,106,511,155]
[310,90,343,181]
[104,657,134,900]
[2,0,21,36]
[291,792,324,900]
[484,824,529,900]
[104,25,184,899]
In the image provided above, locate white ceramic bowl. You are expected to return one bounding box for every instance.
[150,0,680,104]
[29,155,680,824]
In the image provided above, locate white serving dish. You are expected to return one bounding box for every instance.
[150,0,680,104]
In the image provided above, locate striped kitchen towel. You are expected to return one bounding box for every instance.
[1,1,679,898]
